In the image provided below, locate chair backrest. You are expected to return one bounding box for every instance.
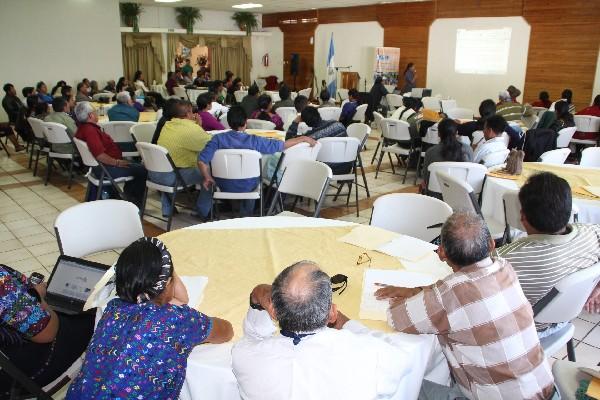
[472,130,485,147]
[372,111,384,130]
[54,200,144,257]
[298,88,312,98]
[436,171,480,214]
[535,262,600,323]
[92,92,113,101]
[381,118,411,141]
[337,88,349,101]
[27,117,47,140]
[210,149,262,180]
[72,137,99,167]
[446,107,474,120]
[275,106,297,123]
[440,99,457,113]
[234,90,247,103]
[316,137,361,164]
[386,94,404,109]
[531,106,547,116]
[411,88,423,98]
[574,115,600,133]
[100,121,136,143]
[43,122,71,145]
[246,119,276,130]
[219,113,230,128]
[278,142,322,173]
[346,123,371,145]
[421,96,441,111]
[353,104,368,122]
[277,159,332,206]
[580,147,600,167]
[265,90,281,103]
[502,190,526,233]
[371,193,453,241]
[135,142,174,173]
[481,149,510,167]
[556,126,577,148]
[173,86,187,100]
[427,161,487,194]
[539,148,570,164]
[317,107,342,121]
[130,123,157,143]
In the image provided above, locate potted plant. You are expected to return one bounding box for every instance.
[232,12,258,36]
[175,7,202,34]
[119,2,143,33]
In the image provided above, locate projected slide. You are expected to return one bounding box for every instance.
[455,28,512,75]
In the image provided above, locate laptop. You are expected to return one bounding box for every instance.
[45,255,111,315]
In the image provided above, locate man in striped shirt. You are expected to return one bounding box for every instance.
[497,172,600,334]
[376,212,555,400]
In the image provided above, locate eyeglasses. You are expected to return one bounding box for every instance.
[356,252,372,268]
[330,274,348,295]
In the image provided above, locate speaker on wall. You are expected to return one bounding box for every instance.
[290,53,300,76]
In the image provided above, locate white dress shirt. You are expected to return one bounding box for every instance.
[472,136,507,163]
[232,308,410,400]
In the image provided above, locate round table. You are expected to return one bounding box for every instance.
[157,216,447,400]
[187,88,208,104]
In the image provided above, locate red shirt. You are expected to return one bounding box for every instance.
[75,122,122,159]
[576,105,600,117]
[531,99,552,108]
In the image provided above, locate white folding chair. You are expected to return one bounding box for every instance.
[317,137,362,216]
[440,99,457,113]
[347,123,372,199]
[534,262,600,361]
[92,92,113,102]
[275,107,297,130]
[481,149,510,167]
[43,122,76,188]
[298,88,312,99]
[531,106,548,116]
[99,121,138,157]
[352,104,368,123]
[219,113,230,129]
[421,96,441,111]
[173,86,188,100]
[246,119,276,130]
[371,193,453,242]
[210,149,262,218]
[411,88,423,98]
[502,190,526,243]
[267,160,332,218]
[557,127,577,148]
[572,115,600,147]
[27,117,50,176]
[265,142,322,190]
[580,147,600,167]
[337,88,349,102]
[427,162,487,197]
[234,90,247,103]
[375,118,415,183]
[539,148,571,164]
[130,123,157,144]
[385,94,404,115]
[317,107,342,121]
[445,107,474,120]
[264,91,281,103]
[370,111,385,164]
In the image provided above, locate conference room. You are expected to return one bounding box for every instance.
[1,0,600,399]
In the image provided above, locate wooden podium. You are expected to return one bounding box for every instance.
[340,72,360,89]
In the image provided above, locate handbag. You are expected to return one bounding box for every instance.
[505,149,525,175]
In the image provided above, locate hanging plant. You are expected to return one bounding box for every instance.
[232,12,258,36]
[119,2,143,33]
[175,7,202,34]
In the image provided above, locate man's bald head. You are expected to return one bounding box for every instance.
[440,212,492,268]
[271,261,332,332]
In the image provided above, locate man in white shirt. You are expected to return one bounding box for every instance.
[472,114,508,163]
[232,260,409,400]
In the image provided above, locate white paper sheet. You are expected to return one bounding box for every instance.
[359,269,437,321]
[337,225,400,250]
[180,275,209,309]
[401,252,453,281]
[376,235,438,262]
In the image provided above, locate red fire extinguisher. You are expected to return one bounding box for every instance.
[262,53,269,67]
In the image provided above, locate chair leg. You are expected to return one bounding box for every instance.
[358,154,370,197]
[387,152,396,175]
[332,182,344,201]
[44,155,52,186]
[566,338,576,362]
[167,190,177,232]
[346,182,353,207]
[33,149,41,177]
[140,186,148,221]
[414,153,422,185]
[375,149,385,179]
[67,158,74,189]
[402,155,409,184]
[0,140,9,157]
[28,143,35,169]
[370,140,381,164]
[354,173,360,217]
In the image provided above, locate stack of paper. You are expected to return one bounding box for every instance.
[338,225,400,250]
[376,236,438,262]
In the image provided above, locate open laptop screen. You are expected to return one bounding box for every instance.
[47,258,107,302]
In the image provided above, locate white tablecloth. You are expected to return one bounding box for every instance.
[179,216,449,400]
[150,84,167,98]
[187,88,208,103]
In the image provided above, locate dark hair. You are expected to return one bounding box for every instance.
[256,94,272,121]
[34,101,48,116]
[61,85,72,99]
[76,82,85,92]
[209,80,223,93]
[374,76,383,84]
[3,83,13,93]
[133,70,143,82]
[484,115,505,135]
[441,212,492,268]
[594,95,600,107]
[26,95,39,110]
[116,77,127,92]
[438,119,463,162]
[227,105,247,130]
[539,91,550,101]
[478,99,496,120]
[403,62,414,75]
[301,106,321,127]
[196,93,211,111]
[248,84,259,96]
[319,89,331,102]
[294,95,309,112]
[36,81,45,91]
[173,101,190,118]
[519,172,571,233]
[50,80,66,96]
[348,88,359,100]
[115,239,172,303]
[163,98,182,120]
[561,89,573,104]
[279,84,290,100]
[22,87,35,97]
[554,100,573,124]
[225,70,234,80]
[167,71,174,80]
[52,97,67,113]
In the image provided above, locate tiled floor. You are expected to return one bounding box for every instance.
[0,131,598,391]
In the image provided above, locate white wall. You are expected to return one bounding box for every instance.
[0,0,123,120]
[314,22,384,93]
[138,6,259,32]
[250,28,284,84]
[427,17,531,113]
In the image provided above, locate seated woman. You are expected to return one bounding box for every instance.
[67,237,233,400]
[196,94,225,131]
[0,264,95,397]
[133,70,165,108]
[549,100,575,133]
[531,91,552,109]
[251,94,284,130]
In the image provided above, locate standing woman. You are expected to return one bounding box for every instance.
[401,63,416,94]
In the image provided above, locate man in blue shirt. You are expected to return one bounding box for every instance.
[36,81,53,104]
[107,91,140,122]
[339,88,360,126]
[198,106,316,217]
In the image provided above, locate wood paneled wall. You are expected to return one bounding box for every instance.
[263,0,600,108]
[280,23,317,90]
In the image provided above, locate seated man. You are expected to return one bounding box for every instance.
[285,95,309,140]
[472,114,508,163]
[458,99,523,149]
[197,106,316,217]
[232,260,408,399]
[240,84,260,118]
[152,101,212,219]
[1,83,26,151]
[272,84,294,111]
[75,82,92,103]
[103,80,116,93]
[339,88,359,127]
[74,102,146,207]
[318,89,336,108]
[496,172,600,336]
[44,97,77,154]
[377,211,555,400]
[36,81,53,104]
[496,90,526,122]
[107,91,140,122]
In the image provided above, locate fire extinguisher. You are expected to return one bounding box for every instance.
[262,53,269,67]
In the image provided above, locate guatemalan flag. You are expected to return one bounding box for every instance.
[326,33,336,99]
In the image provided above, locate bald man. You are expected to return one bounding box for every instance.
[232,261,408,400]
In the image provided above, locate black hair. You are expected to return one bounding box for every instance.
[196,93,211,111]
[561,89,573,104]
[227,105,248,130]
[34,101,48,116]
[26,95,39,110]
[478,99,496,120]
[519,172,571,233]
[301,106,322,127]
[279,84,290,100]
[173,101,191,118]
[22,87,35,97]
[133,70,143,82]
[36,81,45,91]
[438,119,463,162]
[115,239,172,303]
[539,91,550,101]
[554,100,574,125]
[167,71,174,79]
[403,62,414,75]
[319,89,331,103]
[256,94,273,121]
[374,76,383,84]
[61,85,72,99]
[3,83,13,93]
[225,70,234,80]
[484,115,505,135]
[52,97,67,113]
[76,82,85,92]
[209,80,223,93]
[116,77,127,92]
[594,95,600,107]
[50,81,66,96]
[248,84,259,96]
[294,95,309,112]
[348,88,359,100]
[163,98,181,120]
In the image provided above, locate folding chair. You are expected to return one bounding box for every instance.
[346,123,372,199]
[352,104,368,123]
[99,121,137,157]
[246,119,276,130]
[130,122,157,144]
[0,350,53,400]
[43,122,76,189]
[539,148,570,164]
[427,162,487,199]
[580,147,600,167]
[481,149,510,168]
[264,142,322,195]
[556,127,577,148]
[27,117,50,176]
[375,118,416,183]
[317,107,342,121]
[445,107,474,120]
[370,111,385,164]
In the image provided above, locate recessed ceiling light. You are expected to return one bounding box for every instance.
[155,0,181,3]
[232,3,263,9]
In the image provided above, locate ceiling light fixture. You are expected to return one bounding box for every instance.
[232,3,263,9]
[155,0,181,3]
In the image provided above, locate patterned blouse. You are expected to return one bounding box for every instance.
[67,298,212,400]
[0,265,50,344]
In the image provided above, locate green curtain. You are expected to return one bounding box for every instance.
[121,33,165,84]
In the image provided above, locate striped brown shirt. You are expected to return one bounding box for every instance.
[388,257,554,400]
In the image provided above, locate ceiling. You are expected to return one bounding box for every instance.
[123,0,425,14]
